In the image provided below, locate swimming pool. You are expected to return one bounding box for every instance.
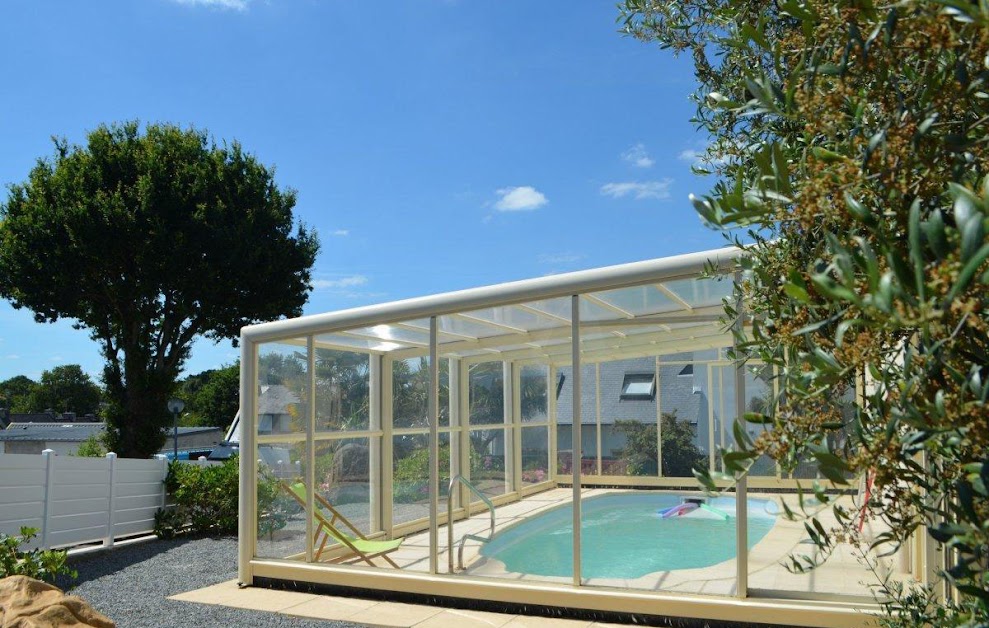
[479,492,777,579]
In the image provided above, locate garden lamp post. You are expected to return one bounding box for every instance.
[167,398,185,460]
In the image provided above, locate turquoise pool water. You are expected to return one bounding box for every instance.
[480,492,776,579]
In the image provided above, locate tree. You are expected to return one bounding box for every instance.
[0,122,319,458]
[613,412,706,477]
[179,363,240,429]
[621,0,988,623]
[24,365,102,415]
[0,375,36,413]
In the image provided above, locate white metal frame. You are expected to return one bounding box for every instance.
[236,246,894,626]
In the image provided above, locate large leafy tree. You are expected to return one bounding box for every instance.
[0,122,319,458]
[25,364,102,415]
[178,363,241,429]
[0,375,36,413]
[621,0,988,623]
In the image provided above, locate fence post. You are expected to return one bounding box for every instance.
[105,452,117,547]
[155,454,168,509]
[41,449,55,549]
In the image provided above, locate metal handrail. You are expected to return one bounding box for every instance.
[447,474,496,572]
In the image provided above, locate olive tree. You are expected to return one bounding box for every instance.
[0,122,319,458]
[621,1,988,624]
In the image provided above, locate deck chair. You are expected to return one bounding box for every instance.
[280,481,403,568]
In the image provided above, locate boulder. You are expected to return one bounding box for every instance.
[0,576,114,628]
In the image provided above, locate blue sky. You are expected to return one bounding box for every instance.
[0,0,722,383]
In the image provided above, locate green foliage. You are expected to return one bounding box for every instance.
[0,527,76,584]
[24,365,102,415]
[154,455,287,538]
[621,0,989,623]
[74,431,108,457]
[177,363,240,429]
[0,121,319,458]
[394,444,452,503]
[0,375,36,413]
[613,411,707,477]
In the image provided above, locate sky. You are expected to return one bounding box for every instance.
[0,0,724,384]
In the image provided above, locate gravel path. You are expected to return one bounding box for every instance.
[59,536,365,628]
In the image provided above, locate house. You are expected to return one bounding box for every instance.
[0,423,225,456]
[224,384,301,446]
[0,423,106,456]
[554,353,712,465]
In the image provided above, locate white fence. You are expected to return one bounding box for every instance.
[0,451,168,550]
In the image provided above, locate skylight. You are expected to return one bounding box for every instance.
[620,373,655,400]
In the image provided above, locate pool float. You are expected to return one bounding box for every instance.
[658,502,698,518]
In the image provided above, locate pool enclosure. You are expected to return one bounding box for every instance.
[237,247,922,628]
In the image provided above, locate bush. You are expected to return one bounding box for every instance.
[73,432,108,458]
[154,455,287,538]
[0,527,76,584]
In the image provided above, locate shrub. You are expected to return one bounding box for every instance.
[154,455,287,538]
[73,432,108,458]
[0,527,76,584]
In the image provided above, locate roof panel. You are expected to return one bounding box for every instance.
[661,276,734,308]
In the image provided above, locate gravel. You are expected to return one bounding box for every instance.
[59,536,365,628]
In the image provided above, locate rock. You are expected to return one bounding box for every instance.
[0,575,114,628]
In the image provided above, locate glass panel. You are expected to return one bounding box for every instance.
[315,348,370,433]
[350,324,430,346]
[659,356,709,478]
[661,275,735,309]
[599,358,658,477]
[593,285,678,316]
[257,341,308,436]
[461,305,562,332]
[433,315,509,340]
[468,428,507,499]
[255,441,308,560]
[718,364,777,477]
[392,357,429,429]
[520,364,548,423]
[392,432,451,528]
[522,296,624,324]
[747,489,903,598]
[521,425,549,486]
[312,437,377,562]
[554,364,598,476]
[468,361,504,426]
[315,332,405,353]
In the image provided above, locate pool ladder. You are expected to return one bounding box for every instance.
[447,474,496,572]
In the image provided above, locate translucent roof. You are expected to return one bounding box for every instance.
[245,246,745,364]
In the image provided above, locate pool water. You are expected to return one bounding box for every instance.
[480,492,776,579]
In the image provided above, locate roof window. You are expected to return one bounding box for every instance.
[620,373,655,400]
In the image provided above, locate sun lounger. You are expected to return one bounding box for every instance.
[280,481,402,568]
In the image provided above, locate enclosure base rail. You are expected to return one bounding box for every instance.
[447,474,496,573]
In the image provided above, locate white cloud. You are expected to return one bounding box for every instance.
[172,0,250,10]
[332,229,350,237]
[678,149,703,164]
[600,179,674,201]
[494,186,548,212]
[312,275,368,290]
[5,354,20,360]
[622,143,654,168]
[678,142,729,167]
[538,252,584,265]
[49,355,64,362]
